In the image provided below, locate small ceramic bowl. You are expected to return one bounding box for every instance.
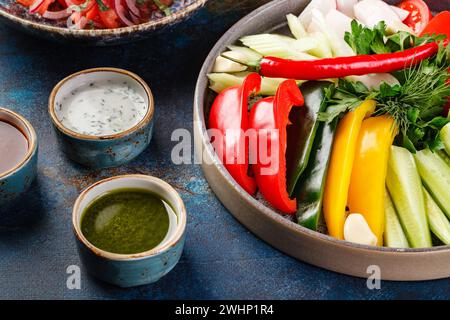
[0,107,38,225]
[49,67,154,169]
[72,174,187,288]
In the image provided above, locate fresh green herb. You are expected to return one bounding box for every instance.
[320,44,450,153]
[153,0,172,16]
[69,0,91,12]
[136,0,146,5]
[344,20,445,55]
[96,0,109,11]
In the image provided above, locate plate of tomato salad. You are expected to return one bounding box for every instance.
[194,0,450,280]
[0,0,206,44]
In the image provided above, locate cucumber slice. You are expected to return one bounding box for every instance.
[441,123,450,156]
[212,53,247,73]
[207,73,301,96]
[436,149,450,167]
[386,146,432,248]
[424,188,450,245]
[414,148,450,219]
[286,13,308,39]
[307,32,333,58]
[240,34,317,60]
[384,190,409,248]
[225,45,262,65]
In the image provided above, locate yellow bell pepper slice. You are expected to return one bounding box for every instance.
[323,100,376,240]
[347,115,398,246]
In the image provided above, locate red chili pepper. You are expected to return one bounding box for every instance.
[249,80,304,214]
[259,42,438,80]
[208,73,261,195]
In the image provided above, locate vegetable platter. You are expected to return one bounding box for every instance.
[194,0,450,280]
[0,0,206,45]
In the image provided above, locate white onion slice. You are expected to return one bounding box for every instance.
[390,5,410,21]
[115,0,134,26]
[29,0,45,14]
[67,13,87,29]
[126,0,140,17]
[42,8,71,19]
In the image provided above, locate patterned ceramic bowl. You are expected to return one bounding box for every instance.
[49,67,154,169]
[0,0,207,45]
[0,107,38,225]
[72,174,187,287]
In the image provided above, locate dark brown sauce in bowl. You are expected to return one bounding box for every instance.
[0,120,28,174]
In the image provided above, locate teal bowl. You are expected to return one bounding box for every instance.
[0,107,38,225]
[72,174,187,288]
[49,68,154,169]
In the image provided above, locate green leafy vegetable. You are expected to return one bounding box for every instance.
[96,0,109,11]
[344,20,445,55]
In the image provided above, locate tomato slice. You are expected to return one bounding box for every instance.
[98,0,121,28]
[421,11,450,39]
[37,0,56,15]
[85,2,99,20]
[398,0,431,34]
[17,0,35,6]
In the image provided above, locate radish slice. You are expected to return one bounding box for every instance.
[299,0,336,27]
[326,9,353,39]
[390,5,410,21]
[126,0,140,17]
[29,0,45,14]
[336,0,358,18]
[115,0,134,26]
[42,8,71,19]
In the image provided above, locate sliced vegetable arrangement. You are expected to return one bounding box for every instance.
[207,0,450,248]
[16,0,174,29]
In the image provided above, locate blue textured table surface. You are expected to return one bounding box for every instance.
[0,0,449,300]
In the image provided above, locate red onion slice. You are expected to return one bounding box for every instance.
[115,0,134,26]
[29,0,45,14]
[125,0,140,17]
[42,8,71,19]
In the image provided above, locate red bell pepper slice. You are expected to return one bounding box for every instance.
[249,80,304,214]
[421,11,450,39]
[208,73,261,195]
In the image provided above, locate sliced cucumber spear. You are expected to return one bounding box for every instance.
[423,188,450,245]
[436,149,450,167]
[414,148,450,220]
[441,123,450,156]
[286,13,308,39]
[384,189,409,248]
[386,146,432,248]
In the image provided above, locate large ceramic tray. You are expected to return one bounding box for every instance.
[0,0,206,45]
[194,0,450,281]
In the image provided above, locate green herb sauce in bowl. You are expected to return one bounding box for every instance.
[81,188,172,255]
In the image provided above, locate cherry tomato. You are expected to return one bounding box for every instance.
[398,0,432,34]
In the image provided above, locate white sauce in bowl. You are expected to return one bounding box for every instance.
[55,79,148,136]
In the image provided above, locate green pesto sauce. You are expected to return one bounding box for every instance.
[81,188,170,254]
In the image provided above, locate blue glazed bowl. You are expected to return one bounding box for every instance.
[49,68,154,169]
[0,108,38,225]
[72,174,187,288]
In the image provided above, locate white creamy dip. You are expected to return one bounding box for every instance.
[55,79,148,136]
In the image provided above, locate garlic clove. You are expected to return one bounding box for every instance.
[344,213,378,246]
